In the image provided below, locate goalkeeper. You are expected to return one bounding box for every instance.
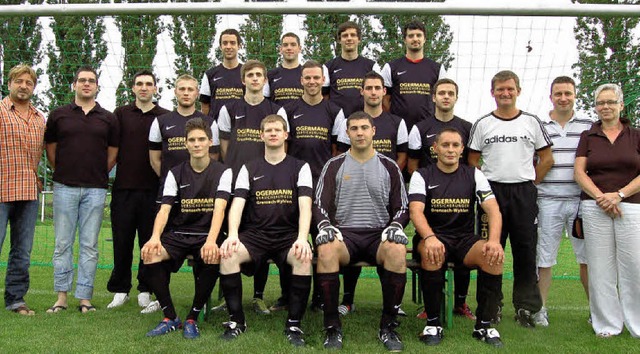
[313,111,409,352]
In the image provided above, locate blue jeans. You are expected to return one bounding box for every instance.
[52,182,107,300]
[0,200,38,309]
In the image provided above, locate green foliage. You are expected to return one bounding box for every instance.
[303,13,350,63]
[171,1,218,80]
[241,14,282,69]
[573,0,640,125]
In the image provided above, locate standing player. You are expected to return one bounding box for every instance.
[107,70,170,310]
[381,20,446,130]
[534,76,593,326]
[142,118,231,339]
[264,32,304,106]
[314,112,409,351]
[468,70,554,327]
[407,78,475,321]
[323,21,380,117]
[200,29,244,119]
[410,128,504,347]
[218,115,313,347]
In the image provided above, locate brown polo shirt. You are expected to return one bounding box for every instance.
[45,101,119,189]
[576,118,640,204]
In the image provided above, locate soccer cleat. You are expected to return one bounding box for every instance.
[453,303,477,321]
[514,308,535,328]
[269,297,289,312]
[473,327,503,347]
[211,299,227,312]
[338,303,355,316]
[323,326,343,350]
[310,298,324,312]
[284,326,305,347]
[252,298,271,315]
[379,327,403,352]
[397,305,407,317]
[533,307,549,327]
[183,319,200,339]
[491,305,502,325]
[138,292,152,308]
[416,309,427,320]
[220,321,246,340]
[419,325,443,346]
[146,317,182,337]
[107,293,129,309]
[140,300,160,314]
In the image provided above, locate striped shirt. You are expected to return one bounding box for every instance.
[0,97,46,202]
[537,113,595,199]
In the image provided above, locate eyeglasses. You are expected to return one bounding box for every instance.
[595,100,620,107]
[76,78,97,84]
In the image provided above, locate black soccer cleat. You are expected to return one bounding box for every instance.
[220,321,246,340]
[379,327,403,352]
[419,325,443,346]
[284,326,305,347]
[323,326,343,350]
[473,327,504,347]
[514,308,535,328]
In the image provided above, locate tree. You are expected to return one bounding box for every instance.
[240,14,282,69]
[573,0,640,126]
[303,13,350,63]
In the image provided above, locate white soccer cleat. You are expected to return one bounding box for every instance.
[107,293,129,309]
[138,292,152,308]
[141,300,161,314]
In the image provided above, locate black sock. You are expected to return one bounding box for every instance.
[341,266,361,305]
[318,272,341,328]
[146,262,177,320]
[253,262,269,300]
[476,270,502,328]
[187,263,220,321]
[380,270,406,329]
[286,275,312,328]
[454,266,471,307]
[421,268,444,327]
[311,264,322,305]
[221,272,245,324]
[279,263,292,303]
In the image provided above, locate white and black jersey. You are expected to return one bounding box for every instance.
[467,111,552,183]
[408,116,471,167]
[234,155,313,240]
[409,164,494,237]
[199,64,244,120]
[162,160,232,235]
[264,66,304,106]
[336,112,408,161]
[322,56,381,117]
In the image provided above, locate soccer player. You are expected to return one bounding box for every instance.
[323,21,380,117]
[200,28,244,119]
[45,66,119,313]
[218,59,287,314]
[534,76,593,326]
[142,117,231,339]
[218,114,313,347]
[468,70,554,327]
[264,32,304,106]
[314,111,409,351]
[381,20,446,130]
[407,78,475,321]
[335,71,408,316]
[107,70,170,310]
[409,128,504,347]
[0,64,45,316]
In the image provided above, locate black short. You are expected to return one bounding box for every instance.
[239,230,297,276]
[161,231,210,272]
[412,233,481,265]
[341,228,383,265]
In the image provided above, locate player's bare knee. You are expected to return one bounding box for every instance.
[421,259,444,272]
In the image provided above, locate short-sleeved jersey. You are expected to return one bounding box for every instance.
[218,99,288,177]
[314,152,409,229]
[381,57,445,129]
[408,116,472,167]
[148,111,220,179]
[199,64,244,119]
[234,155,313,239]
[284,99,345,180]
[264,66,304,106]
[162,160,232,235]
[467,111,552,183]
[538,114,595,199]
[408,164,494,237]
[322,56,381,117]
[336,112,408,161]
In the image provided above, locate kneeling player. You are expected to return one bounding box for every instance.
[314,111,409,351]
[141,118,231,339]
[408,128,504,347]
[219,114,314,347]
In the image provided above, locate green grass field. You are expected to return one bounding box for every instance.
[0,208,638,353]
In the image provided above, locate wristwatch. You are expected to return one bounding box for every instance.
[618,190,626,199]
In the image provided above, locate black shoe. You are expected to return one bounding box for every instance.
[284,326,305,347]
[323,326,343,350]
[473,327,504,347]
[419,325,443,346]
[220,321,246,340]
[270,297,289,312]
[491,305,502,325]
[514,308,535,328]
[378,327,403,352]
[310,299,324,312]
